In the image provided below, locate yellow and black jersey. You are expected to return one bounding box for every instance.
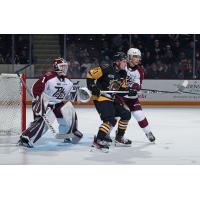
[86,64,128,101]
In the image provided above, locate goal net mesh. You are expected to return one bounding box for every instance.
[0,74,26,135]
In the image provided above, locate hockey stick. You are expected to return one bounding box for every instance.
[101,89,200,96]
[15,64,32,74]
[101,80,200,95]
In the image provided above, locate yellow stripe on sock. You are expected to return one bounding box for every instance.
[119,120,128,125]
[102,123,111,129]
[99,127,109,134]
[118,126,127,130]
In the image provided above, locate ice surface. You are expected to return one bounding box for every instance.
[0,106,200,165]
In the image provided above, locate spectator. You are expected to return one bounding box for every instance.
[146,63,159,79]
[80,57,92,78]
[19,50,29,64]
[163,45,174,64]
[0,53,5,64]
[183,59,193,79]
[68,57,81,78]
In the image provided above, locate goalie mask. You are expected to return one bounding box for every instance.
[53,57,68,76]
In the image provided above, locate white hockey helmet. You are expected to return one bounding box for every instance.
[127,48,141,60]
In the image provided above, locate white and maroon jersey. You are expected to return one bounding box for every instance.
[124,64,144,99]
[32,71,73,104]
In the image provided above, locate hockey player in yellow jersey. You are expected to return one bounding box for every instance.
[87,52,136,152]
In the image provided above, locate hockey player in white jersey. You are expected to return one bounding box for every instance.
[117,48,155,142]
[18,57,83,147]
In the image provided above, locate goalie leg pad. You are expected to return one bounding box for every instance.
[57,118,70,134]
[59,102,83,143]
[21,116,48,143]
[60,102,77,133]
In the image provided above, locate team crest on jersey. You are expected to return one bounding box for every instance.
[109,80,120,91]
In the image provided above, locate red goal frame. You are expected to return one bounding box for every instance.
[21,74,26,132]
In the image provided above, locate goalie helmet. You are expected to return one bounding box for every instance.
[53,57,68,76]
[127,48,141,60]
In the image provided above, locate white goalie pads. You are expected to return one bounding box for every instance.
[39,101,77,140]
[31,91,84,140]
[60,101,76,132]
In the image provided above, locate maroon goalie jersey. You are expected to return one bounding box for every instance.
[32,71,73,104]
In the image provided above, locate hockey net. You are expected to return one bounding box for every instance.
[0,73,26,135]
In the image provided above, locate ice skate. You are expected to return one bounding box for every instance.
[90,136,110,153]
[114,136,132,147]
[114,130,132,147]
[145,132,155,142]
[18,135,34,148]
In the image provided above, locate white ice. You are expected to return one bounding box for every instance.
[0,106,200,165]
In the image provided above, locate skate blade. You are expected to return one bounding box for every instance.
[146,138,156,143]
[18,142,34,148]
[114,142,132,147]
[89,145,109,153]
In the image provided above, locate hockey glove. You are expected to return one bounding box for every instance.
[128,88,137,96]
[91,85,101,96]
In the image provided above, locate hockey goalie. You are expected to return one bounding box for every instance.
[18,58,84,148]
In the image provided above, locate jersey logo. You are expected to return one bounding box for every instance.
[52,87,65,99]
[109,80,120,91]
[88,67,103,79]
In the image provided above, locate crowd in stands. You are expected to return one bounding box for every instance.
[64,34,200,79]
[0,35,29,64]
[1,34,200,79]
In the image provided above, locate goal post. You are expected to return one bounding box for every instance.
[0,73,26,135]
[21,73,26,132]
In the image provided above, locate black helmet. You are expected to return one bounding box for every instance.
[113,52,127,62]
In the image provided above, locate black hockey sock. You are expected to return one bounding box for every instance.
[97,122,112,141]
[116,120,129,139]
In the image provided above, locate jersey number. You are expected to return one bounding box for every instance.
[52,87,65,99]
